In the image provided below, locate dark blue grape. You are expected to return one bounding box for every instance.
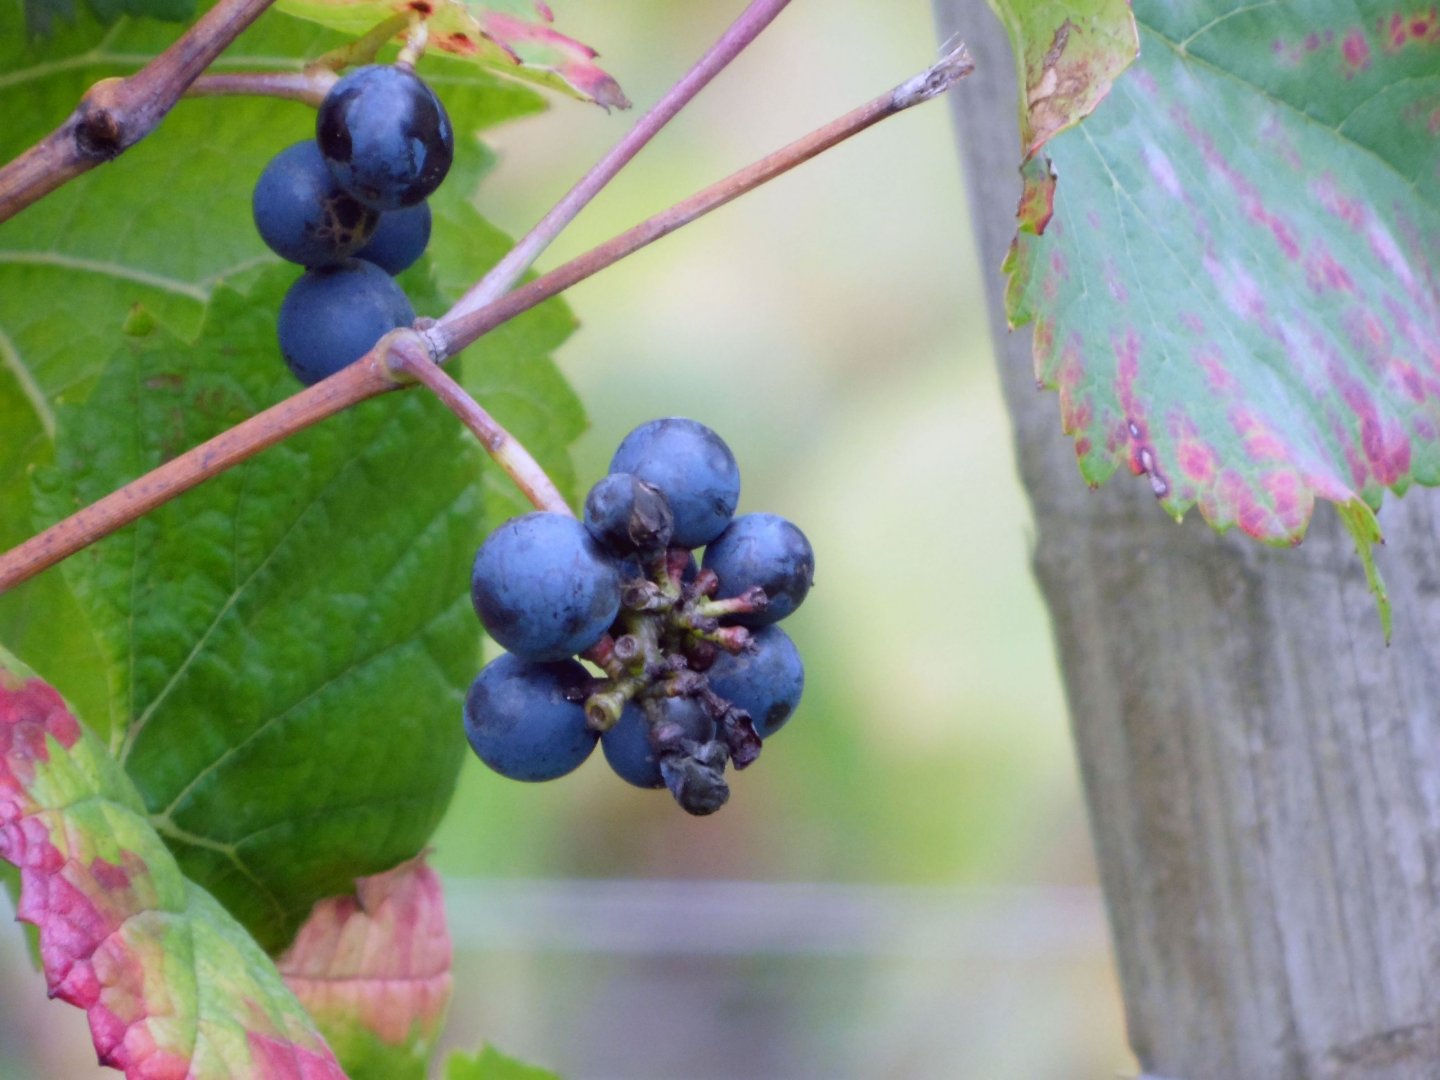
[609,418,740,548]
[702,513,815,625]
[355,201,431,275]
[705,625,804,738]
[602,696,715,789]
[277,259,414,385]
[471,512,622,661]
[317,65,454,210]
[463,653,598,781]
[584,473,674,557]
[252,141,378,267]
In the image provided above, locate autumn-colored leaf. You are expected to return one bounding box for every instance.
[0,647,345,1079]
[274,0,630,108]
[278,855,453,1079]
[1003,0,1440,632]
[988,0,1138,157]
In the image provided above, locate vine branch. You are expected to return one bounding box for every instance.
[385,333,571,516]
[0,42,974,594]
[434,41,975,356]
[450,0,793,318]
[0,0,279,223]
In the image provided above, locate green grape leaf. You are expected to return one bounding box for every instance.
[30,271,479,954]
[277,855,452,1079]
[4,0,586,951]
[445,1044,564,1080]
[274,0,630,108]
[0,0,544,736]
[987,0,1138,156]
[0,648,346,1077]
[1003,0,1440,632]
[22,0,193,38]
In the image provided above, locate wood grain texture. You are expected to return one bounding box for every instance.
[931,2,1440,1077]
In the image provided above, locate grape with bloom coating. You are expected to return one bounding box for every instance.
[464,654,598,781]
[277,259,414,385]
[702,513,815,626]
[706,625,804,738]
[355,201,431,275]
[317,65,453,210]
[471,512,622,661]
[252,141,377,267]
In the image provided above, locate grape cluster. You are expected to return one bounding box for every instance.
[251,64,453,385]
[463,418,814,816]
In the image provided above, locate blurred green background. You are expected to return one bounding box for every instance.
[0,2,1135,1077]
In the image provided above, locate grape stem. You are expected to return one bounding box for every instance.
[383,332,571,516]
[447,0,793,321]
[186,70,336,107]
[0,41,975,594]
[0,0,279,224]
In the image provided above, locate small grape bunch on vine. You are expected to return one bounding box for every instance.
[250,63,451,384]
[464,418,814,816]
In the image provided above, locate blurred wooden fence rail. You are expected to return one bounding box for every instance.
[932,2,1440,1077]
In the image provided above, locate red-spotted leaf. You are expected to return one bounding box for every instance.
[1004,0,1440,632]
[989,0,1139,156]
[278,856,452,1079]
[274,0,629,108]
[0,648,345,1079]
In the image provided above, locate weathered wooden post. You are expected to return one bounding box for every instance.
[933,2,1440,1076]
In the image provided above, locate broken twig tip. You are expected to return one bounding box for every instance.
[892,41,975,109]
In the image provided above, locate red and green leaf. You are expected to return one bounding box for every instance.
[278,856,453,1079]
[0,648,345,1078]
[274,0,630,108]
[1003,0,1440,632]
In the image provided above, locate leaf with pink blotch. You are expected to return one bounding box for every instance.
[0,647,346,1079]
[278,856,453,1079]
[274,0,629,108]
[1004,0,1440,634]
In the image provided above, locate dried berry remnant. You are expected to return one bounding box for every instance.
[602,695,715,789]
[609,418,741,548]
[585,473,676,557]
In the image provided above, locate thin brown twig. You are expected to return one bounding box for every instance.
[385,335,571,516]
[0,42,974,594]
[0,0,279,223]
[434,42,976,356]
[448,0,792,320]
[0,352,402,592]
